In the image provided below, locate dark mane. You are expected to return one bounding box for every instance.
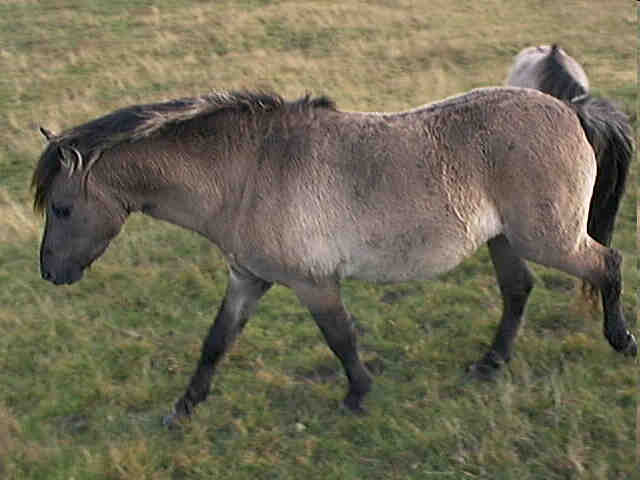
[32,91,336,213]
[536,44,588,100]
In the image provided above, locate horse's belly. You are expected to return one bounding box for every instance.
[345,242,470,282]
[341,209,502,283]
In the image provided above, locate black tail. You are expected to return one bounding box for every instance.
[568,95,633,249]
[534,44,632,247]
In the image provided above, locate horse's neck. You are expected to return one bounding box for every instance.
[101,139,239,242]
[136,186,217,238]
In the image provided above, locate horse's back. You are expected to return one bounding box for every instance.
[341,89,595,278]
[232,88,596,284]
[448,88,597,264]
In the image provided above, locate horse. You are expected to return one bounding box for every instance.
[32,87,636,425]
[506,45,632,266]
[506,44,589,100]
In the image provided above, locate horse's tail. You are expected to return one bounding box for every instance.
[567,94,634,298]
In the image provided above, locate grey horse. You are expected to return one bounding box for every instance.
[33,87,636,424]
[507,44,589,99]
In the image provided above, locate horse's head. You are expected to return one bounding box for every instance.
[35,127,127,285]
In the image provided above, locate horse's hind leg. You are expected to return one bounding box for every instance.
[164,265,272,425]
[469,235,534,379]
[294,281,372,412]
[592,246,637,356]
[524,236,637,357]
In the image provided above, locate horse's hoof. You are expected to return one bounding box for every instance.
[466,351,505,381]
[341,401,367,416]
[467,363,498,381]
[609,330,638,357]
[162,412,178,428]
[622,331,637,357]
[162,398,192,428]
[162,411,187,429]
[343,392,367,415]
[162,409,192,429]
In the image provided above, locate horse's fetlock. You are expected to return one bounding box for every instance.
[174,396,194,418]
[355,375,372,395]
[185,378,211,406]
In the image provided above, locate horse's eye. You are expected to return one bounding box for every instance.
[51,203,72,219]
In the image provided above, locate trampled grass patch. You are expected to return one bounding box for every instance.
[0,1,636,478]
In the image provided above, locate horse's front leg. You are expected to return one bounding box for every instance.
[294,281,372,412]
[164,265,272,426]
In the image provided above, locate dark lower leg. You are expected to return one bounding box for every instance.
[490,289,532,360]
[170,267,272,421]
[173,300,242,418]
[313,308,372,411]
[600,250,636,356]
[471,236,534,377]
[542,241,636,357]
[296,283,372,412]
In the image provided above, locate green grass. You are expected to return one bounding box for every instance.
[0,1,637,478]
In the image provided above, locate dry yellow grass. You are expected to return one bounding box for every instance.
[0,189,38,242]
[2,1,633,154]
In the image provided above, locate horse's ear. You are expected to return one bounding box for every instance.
[58,146,83,176]
[39,126,56,142]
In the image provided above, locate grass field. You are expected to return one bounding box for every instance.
[0,1,637,478]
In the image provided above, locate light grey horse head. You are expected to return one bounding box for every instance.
[506,44,589,99]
